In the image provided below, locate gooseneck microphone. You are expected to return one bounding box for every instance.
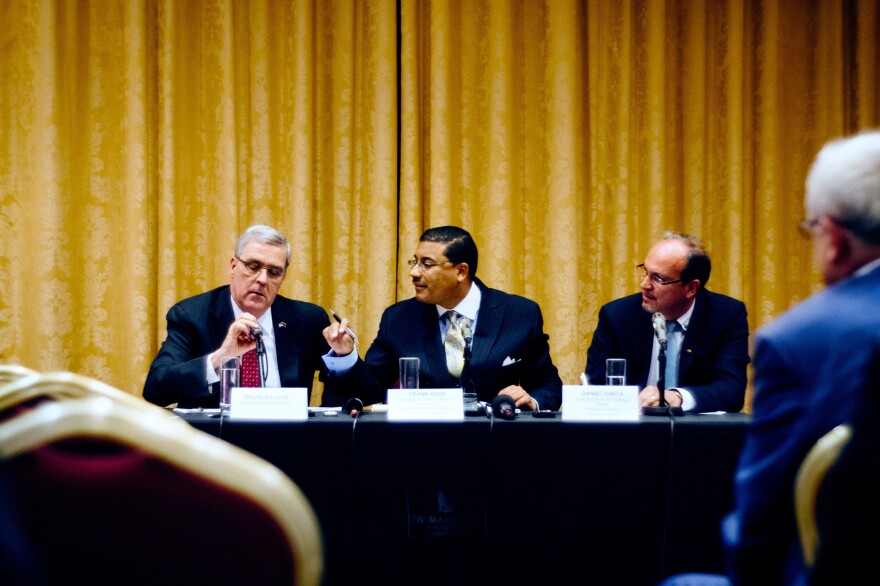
[250,327,267,386]
[652,312,667,348]
[645,311,682,416]
[250,327,264,353]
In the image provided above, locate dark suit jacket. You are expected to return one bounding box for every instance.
[324,279,563,410]
[143,285,332,408]
[722,264,880,585]
[585,288,750,413]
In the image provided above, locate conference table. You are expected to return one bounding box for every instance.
[179,409,749,585]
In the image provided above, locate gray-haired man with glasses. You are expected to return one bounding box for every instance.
[585,231,750,413]
[144,224,335,408]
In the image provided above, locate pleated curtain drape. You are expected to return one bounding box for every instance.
[1,0,878,410]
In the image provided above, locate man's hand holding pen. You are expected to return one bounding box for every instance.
[323,310,357,356]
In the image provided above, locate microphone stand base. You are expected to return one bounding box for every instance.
[642,406,684,417]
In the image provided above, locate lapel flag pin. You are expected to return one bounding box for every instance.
[278,322,287,328]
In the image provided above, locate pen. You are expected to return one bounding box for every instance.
[329,309,359,344]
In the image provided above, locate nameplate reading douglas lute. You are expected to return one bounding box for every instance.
[229,387,308,420]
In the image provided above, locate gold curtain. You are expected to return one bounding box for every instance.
[400,0,880,408]
[0,0,398,401]
[1,0,877,409]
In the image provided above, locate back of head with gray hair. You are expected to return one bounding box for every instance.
[806,130,880,246]
[235,225,291,266]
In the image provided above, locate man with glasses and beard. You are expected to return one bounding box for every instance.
[584,232,750,413]
[144,225,334,408]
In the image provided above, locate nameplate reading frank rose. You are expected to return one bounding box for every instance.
[229,387,308,420]
[562,384,640,422]
[387,388,464,421]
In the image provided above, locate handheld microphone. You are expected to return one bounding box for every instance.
[490,394,517,421]
[652,312,667,347]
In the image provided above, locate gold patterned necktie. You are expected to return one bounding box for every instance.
[444,311,471,378]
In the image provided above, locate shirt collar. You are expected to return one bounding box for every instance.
[436,281,482,322]
[674,298,696,332]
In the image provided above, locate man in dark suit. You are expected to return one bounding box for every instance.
[585,232,750,413]
[323,226,562,411]
[721,131,880,585]
[143,225,332,408]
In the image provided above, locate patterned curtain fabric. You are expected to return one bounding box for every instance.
[1,0,877,410]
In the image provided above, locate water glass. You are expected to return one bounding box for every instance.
[399,357,420,389]
[606,358,627,387]
[219,355,241,412]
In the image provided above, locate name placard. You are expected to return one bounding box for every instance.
[387,388,464,421]
[229,387,308,420]
[562,384,640,422]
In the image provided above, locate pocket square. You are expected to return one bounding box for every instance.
[502,356,520,367]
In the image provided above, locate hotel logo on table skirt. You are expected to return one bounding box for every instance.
[406,486,486,540]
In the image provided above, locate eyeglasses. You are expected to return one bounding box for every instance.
[235,256,286,281]
[798,217,821,238]
[636,264,682,286]
[407,258,454,272]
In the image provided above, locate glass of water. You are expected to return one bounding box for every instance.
[219,355,241,413]
[606,358,627,387]
[399,357,420,389]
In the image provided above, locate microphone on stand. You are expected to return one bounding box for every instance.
[644,312,682,416]
[459,320,483,416]
[250,327,265,355]
[652,312,667,349]
[250,327,267,387]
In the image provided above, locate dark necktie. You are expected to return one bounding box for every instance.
[240,348,261,387]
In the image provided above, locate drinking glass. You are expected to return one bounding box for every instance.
[219,356,241,412]
[606,358,627,387]
[399,357,420,389]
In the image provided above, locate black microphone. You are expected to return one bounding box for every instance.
[248,327,267,387]
[344,397,364,418]
[652,312,667,347]
[490,394,516,421]
[250,327,266,356]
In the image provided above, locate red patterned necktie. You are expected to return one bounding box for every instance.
[240,348,261,387]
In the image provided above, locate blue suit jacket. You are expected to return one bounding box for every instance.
[585,289,750,413]
[143,285,332,408]
[722,264,880,585]
[324,279,563,410]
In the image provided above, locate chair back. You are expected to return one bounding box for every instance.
[0,371,157,418]
[794,423,852,568]
[0,364,37,386]
[0,397,323,585]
